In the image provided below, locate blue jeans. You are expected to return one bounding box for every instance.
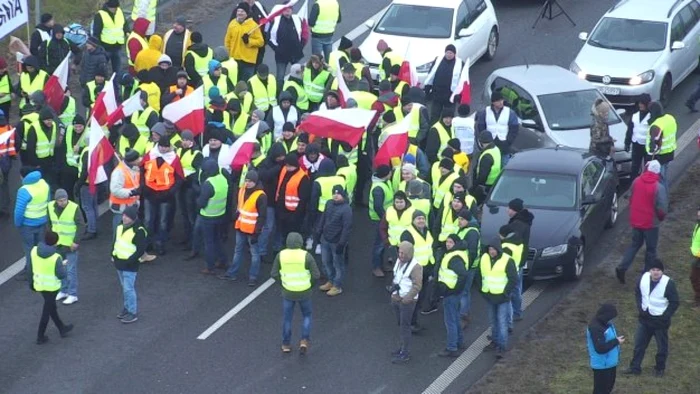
[311,35,333,62]
[238,63,256,83]
[226,230,261,280]
[60,251,79,297]
[117,270,137,314]
[144,199,172,245]
[372,223,384,269]
[617,227,659,272]
[659,162,668,191]
[443,294,463,351]
[178,186,197,241]
[198,216,228,269]
[20,225,45,271]
[321,240,345,288]
[459,269,477,318]
[282,298,312,345]
[80,185,98,234]
[258,207,276,258]
[107,48,122,75]
[508,266,524,327]
[112,212,123,240]
[487,299,510,351]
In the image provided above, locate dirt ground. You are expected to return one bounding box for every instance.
[467,163,700,394]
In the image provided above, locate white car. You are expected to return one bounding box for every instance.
[358,0,499,85]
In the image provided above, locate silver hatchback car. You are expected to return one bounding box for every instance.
[570,0,700,107]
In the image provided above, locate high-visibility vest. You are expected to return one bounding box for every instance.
[440,190,476,213]
[225,90,253,114]
[379,51,403,81]
[187,47,214,77]
[439,207,459,242]
[0,74,11,104]
[127,32,148,66]
[478,146,502,186]
[168,85,194,102]
[439,250,468,289]
[336,164,356,203]
[480,253,511,295]
[406,104,423,140]
[231,112,249,137]
[279,249,312,291]
[20,113,39,151]
[315,175,344,212]
[432,172,458,209]
[327,138,358,165]
[407,197,431,225]
[271,106,298,140]
[31,247,61,291]
[502,240,524,268]
[647,114,677,155]
[98,8,126,45]
[110,161,141,206]
[239,154,266,187]
[48,200,79,246]
[139,81,161,112]
[249,74,277,112]
[77,147,88,178]
[86,80,103,106]
[28,122,57,159]
[350,91,377,110]
[485,106,511,141]
[162,28,191,66]
[64,126,85,167]
[352,62,364,80]
[640,272,670,316]
[327,50,349,74]
[118,135,149,157]
[177,147,201,177]
[19,70,49,99]
[279,136,298,154]
[144,159,176,191]
[691,223,700,257]
[200,173,228,217]
[0,127,16,157]
[130,107,157,137]
[386,206,415,246]
[58,96,76,126]
[311,0,339,34]
[456,227,481,269]
[170,133,182,148]
[131,0,157,24]
[369,180,393,221]
[406,226,434,266]
[282,79,309,111]
[203,74,231,105]
[276,167,308,212]
[113,224,138,260]
[221,58,239,86]
[303,68,330,103]
[235,188,264,234]
[394,80,408,98]
[22,179,49,219]
[433,121,454,154]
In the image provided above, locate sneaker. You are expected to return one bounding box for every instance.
[62,296,79,305]
[421,306,439,315]
[319,282,333,291]
[121,313,138,324]
[281,344,292,353]
[327,287,343,296]
[372,268,385,278]
[81,232,97,241]
[438,349,460,358]
[654,369,665,378]
[59,324,74,338]
[305,238,313,250]
[217,273,237,280]
[622,368,641,376]
[247,279,257,287]
[391,351,410,364]
[139,253,157,263]
[615,268,626,284]
[117,309,128,319]
[299,339,309,355]
[314,244,321,255]
[36,335,49,345]
[56,292,68,301]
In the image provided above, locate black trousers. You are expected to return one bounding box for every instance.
[592,366,616,394]
[429,98,453,124]
[629,142,647,183]
[630,320,669,372]
[58,166,79,201]
[38,290,65,338]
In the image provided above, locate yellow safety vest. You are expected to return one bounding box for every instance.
[221,58,239,86]
[406,226,434,266]
[248,75,277,112]
[98,8,126,45]
[231,112,249,137]
[20,70,49,99]
[439,250,469,288]
[433,122,454,154]
[394,81,408,98]
[0,74,10,104]
[119,135,149,157]
[327,138,358,165]
[478,146,502,186]
[187,47,214,77]
[203,75,231,105]
[440,190,476,214]
[63,125,84,167]
[279,249,312,291]
[31,247,61,291]
[352,62,364,80]
[328,50,348,74]
[303,68,330,103]
[311,0,339,34]
[502,241,524,268]
[22,179,49,219]
[113,224,138,260]
[131,0,157,23]
[58,96,76,126]
[480,253,511,294]
[369,180,393,221]
[647,114,677,155]
[380,51,403,81]
[178,147,201,177]
[439,207,459,242]
[385,206,416,246]
[692,223,700,257]
[85,80,103,106]
[456,227,481,269]
[407,197,431,225]
[315,175,345,212]
[432,172,458,209]
[48,200,79,246]
[200,173,228,217]
[130,107,157,137]
[29,122,57,159]
[282,79,309,111]
[336,165,357,204]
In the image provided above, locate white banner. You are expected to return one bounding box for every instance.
[0,0,29,41]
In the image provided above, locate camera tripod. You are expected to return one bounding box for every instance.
[532,0,576,29]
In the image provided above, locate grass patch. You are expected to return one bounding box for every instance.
[469,163,700,394]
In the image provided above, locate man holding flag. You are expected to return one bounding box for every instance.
[225,3,265,83]
[423,45,463,123]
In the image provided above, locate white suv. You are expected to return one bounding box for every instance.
[570,0,700,107]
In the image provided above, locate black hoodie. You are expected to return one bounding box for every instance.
[587,303,620,354]
[509,209,534,264]
[480,238,518,304]
[39,25,81,74]
[258,142,286,198]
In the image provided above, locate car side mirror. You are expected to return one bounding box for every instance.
[671,41,685,51]
[521,118,542,131]
[458,27,475,38]
[365,19,375,29]
[581,194,599,205]
[578,32,588,41]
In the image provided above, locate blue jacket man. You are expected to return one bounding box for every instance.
[15,167,50,278]
[586,303,623,394]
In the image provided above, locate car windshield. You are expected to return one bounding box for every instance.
[489,170,578,210]
[538,89,621,131]
[375,4,453,38]
[588,17,667,52]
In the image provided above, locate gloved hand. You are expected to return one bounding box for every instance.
[250,234,258,245]
[242,33,250,45]
[335,243,346,254]
[129,188,140,196]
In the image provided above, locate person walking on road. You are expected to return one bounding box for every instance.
[197,159,230,275]
[49,189,84,305]
[624,260,679,378]
[400,210,435,331]
[317,185,352,297]
[109,149,142,234]
[268,5,304,91]
[686,80,700,113]
[390,241,423,364]
[370,165,394,278]
[645,102,677,189]
[112,206,148,324]
[624,94,652,183]
[15,166,50,280]
[271,232,321,354]
[616,160,668,284]
[690,206,700,309]
[436,234,469,358]
[28,231,74,344]
[481,238,517,358]
[456,209,480,329]
[506,198,533,322]
[309,0,341,62]
[587,303,624,394]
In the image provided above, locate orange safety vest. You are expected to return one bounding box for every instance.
[109,161,141,205]
[275,167,308,212]
[144,159,175,191]
[168,85,194,103]
[0,126,16,157]
[235,188,264,234]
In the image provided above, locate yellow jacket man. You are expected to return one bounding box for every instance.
[225,2,264,82]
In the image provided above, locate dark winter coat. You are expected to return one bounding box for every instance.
[317,189,353,247]
[508,209,534,264]
[112,220,148,272]
[39,25,81,74]
[78,46,109,85]
[30,24,53,56]
[269,16,303,64]
[148,66,180,97]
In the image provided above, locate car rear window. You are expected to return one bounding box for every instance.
[489,170,578,210]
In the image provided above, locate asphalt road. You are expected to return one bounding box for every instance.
[1,0,700,393]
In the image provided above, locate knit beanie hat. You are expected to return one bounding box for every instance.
[412,210,426,220]
[457,208,472,221]
[285,153,299,166]
[236,2,251,15]
[649,259,664,271]
[375,165,391,178]
[54,189,68,200]
[439,158,454,170]
[508,198,524,212]
[245,169,259,182]
[124,148,140,163]
[123,205,139,220]
[39,107,53,121]
[181,130,194,141]
[44,231,59,246]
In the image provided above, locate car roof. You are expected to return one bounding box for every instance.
[490,65,598,97]
[606,0,684,22]
[505,147,595,176]
[391,0,460,9]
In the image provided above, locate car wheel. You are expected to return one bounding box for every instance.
[604,191,618,229]
[485,27,498,61]
[659,74,672,108]
[563,243,584,281]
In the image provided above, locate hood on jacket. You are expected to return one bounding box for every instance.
[36,242,58,258]
[132,18,149,36]
[317,158,336,176]
[188,42,210,57]
[648,101,664,123]
[22,170,42,185]
[52,24,64,39]
[593,303,617,324]
[148,35,163,51]
[446,234,467,251]
[511,209,534,226]
[267,142,286,162]
[639,170,660,184]
[485,237,503,254]
[286,232,304,249]
[201,158,219,179]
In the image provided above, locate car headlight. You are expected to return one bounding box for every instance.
[570,62,586,79]
[541,244,568,257]
[416,61,434,74]
[628,70,655,86]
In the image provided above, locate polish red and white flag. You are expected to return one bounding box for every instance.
[259,0,299,25]
[224,122,260,171]
[299,108,376,148]
[451,58,471,104]
[105,91,143,127]
[162,85,205,135]
[43,53,71,114]
[297,0,310,45]
[373,116,411,168]
[91,73,118,126]
[398,60,419,87]
[87,116,116,193]
[334,56,352,107]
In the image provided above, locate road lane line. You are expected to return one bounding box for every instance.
[422,282,548,394]
[333,5,389,48]
[197,278,276,340]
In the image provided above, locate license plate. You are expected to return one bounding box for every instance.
[597,86,620,95]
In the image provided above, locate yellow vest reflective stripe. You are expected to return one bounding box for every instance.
[63,126,83,167]
[315,175,345,212]
[98,8,126,45]
[478,146,502,186]
[279,136,298,153]
[439,207,459,242]
[369,180,394,221]
[203,75,231,105]
[29,122,57,159]
[48,200,79,246]
[380,51,403,80]
[31,247,61,291]
[178,148,201,176]
[353,62,364,80]
[282,80,309,111]
[647,114,677,155]
[386,206,415,246]
[406,226,434,266]
[23,179,49,219]
[433,122,454,154]
[188,47,214,77]
[59,96,76,126]
[0,74,10,104]
[328,50,348,74]
[126,32,148,66]
[113,224,137,259]
[249,75,277,111]
[303,68,330,103]
[440,250,468,288]
[433,172,458,209]
[119,135,149,157]
[221,59,239,86]
[130,107,157,137]
[336,165,357,203]
[480,253,510,294]
[200,173,228,217]
[502,241,524,267]
[312,0,339,34]
[279,249,312,291]
[231,112,249,137]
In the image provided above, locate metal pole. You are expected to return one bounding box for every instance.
[35,0,41,26]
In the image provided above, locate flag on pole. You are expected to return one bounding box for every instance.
[43,54,71,114]
[105,92,144,127]
[162,86,205,135]
[223,122,261,171]
[451,58,471,104]
[334,56,351,107]
[299,108,376,148]
[297,0,310,46]
[373,117,411,168]
[87,116,116,193]
[91,73,118,126]
[259,0,300,25]
[398,61,419,87]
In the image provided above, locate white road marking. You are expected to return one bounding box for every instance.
[332,5,389,48]
[422,282,548,394]
[197,278,276,340]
